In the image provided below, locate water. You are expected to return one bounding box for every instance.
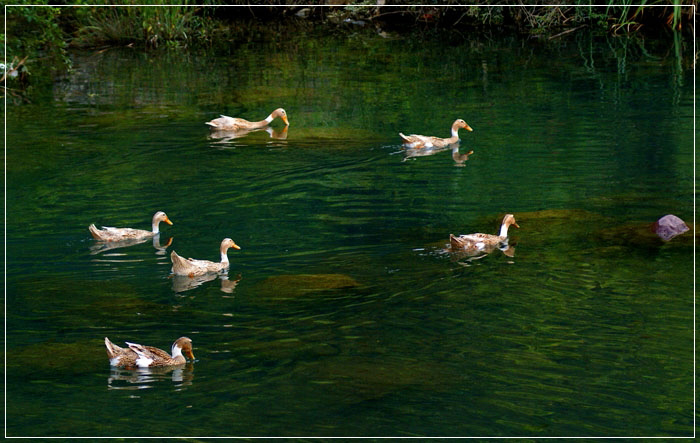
[6,23,695,437]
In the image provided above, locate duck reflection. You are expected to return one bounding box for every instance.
[208,125,288,143]
[171,273,242,294]
[448,242,516,264]
[451,146,474,167]
[403,142,473,166]
[107,363,194,390]
[220,274,242,294]
[89,234,173,255]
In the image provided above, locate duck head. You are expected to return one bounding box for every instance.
[173,336,195,360]
[153,211,173,226]
[453,119,473,132]
[221,238,241,251]
[271,108,289,126]
[503,214,519,229]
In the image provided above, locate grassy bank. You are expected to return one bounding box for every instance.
[2,2,696,99]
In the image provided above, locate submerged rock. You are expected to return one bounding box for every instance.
[596,219,695,249]
[7,340,102,377]
[495,208,610,247]
[653,214,689,241]
[255,273,360,300]
[513,208,604,222]
[304,356,450,404]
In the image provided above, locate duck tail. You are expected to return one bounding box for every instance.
[449,234,463,248]
[104,337,122,359]
[170,250,188,274]
[89,224,102,240]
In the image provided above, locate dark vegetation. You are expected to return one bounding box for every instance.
[2,2,696,100]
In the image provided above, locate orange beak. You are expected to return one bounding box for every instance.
[231,242,241,250]
[464,123,473,132]
[185,348,195,360]
[513,222,520,228]
[281,115,289,126]
[164,216,173,225]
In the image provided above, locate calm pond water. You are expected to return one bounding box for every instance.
[6,22,695,437]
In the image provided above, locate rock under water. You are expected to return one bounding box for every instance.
[653,214,689,242]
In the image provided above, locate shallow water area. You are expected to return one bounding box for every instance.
[5,22,694,437]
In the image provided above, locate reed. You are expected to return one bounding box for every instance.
[71,1,212,48]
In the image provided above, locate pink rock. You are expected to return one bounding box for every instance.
[653,214,689,241]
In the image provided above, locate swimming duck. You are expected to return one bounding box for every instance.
[400,119,472,149]
[170,238,240,277]
[450,214,519,251]
[104,336,194,368]
[89,211,172,242]
[205,108,289,131]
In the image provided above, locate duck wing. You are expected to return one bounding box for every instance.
[126,342,173,366]
[171,251,226,276]
[399,133,438,148]
[206,115,252,130]
[90,225,151,241]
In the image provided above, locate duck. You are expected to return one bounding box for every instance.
[104,336,194,368]
[89,211,172,242]
[450,214,519,251]
[399,119,472,149]
[170,238,240,277]
[205,108,289,131]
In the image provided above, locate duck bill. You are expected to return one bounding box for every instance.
[513,222,520,228]
[164,216,173,225]
[281,115,290,126]
[464,124,473,132]
[231,242,241,250]
[185,349,195,360]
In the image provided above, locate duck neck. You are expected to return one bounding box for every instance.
[151,219,160,234]
[250,113,275,129]
[447,126,461,143]
[171,343,182,359]
[498,223,510,238]
[220,247,230,264]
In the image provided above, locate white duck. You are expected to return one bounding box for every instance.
[205,108,289,131]
[170,238,240,277]
[450,214,519,251]
[400,119,473,149]
[89,211,172,242]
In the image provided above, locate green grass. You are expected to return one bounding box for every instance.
[71,3,213,48]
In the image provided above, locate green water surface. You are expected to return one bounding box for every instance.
[5,23,695,437]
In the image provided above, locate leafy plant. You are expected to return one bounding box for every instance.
[70,1,213,48]
[2,3,70,99]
